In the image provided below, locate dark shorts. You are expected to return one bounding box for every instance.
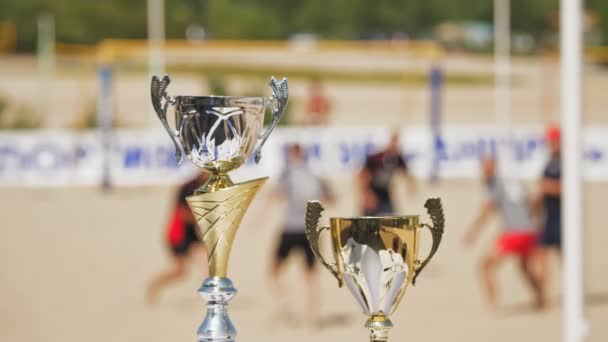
[170,224,201,256]
[276,231,316,269]
[539,216,561,248]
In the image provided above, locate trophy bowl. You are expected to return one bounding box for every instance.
[306,198,445,342]
[331,215,419,317]
[151,75,288,174]
[172,96,266,172]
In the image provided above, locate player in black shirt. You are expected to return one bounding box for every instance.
[538,125,562,248]
[359,132,415,216]
[535,125,562,309]
[146,172,209,305]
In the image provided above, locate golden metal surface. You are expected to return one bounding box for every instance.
[365,314,393,342]
[330,214,420,313]
[194,173,235,194]
[305,201,343,286]
[187,176,267,278]
[305,198,444,342]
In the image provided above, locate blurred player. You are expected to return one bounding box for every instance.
[146,172,209,305]
[359,132,415,216]
[535,125,562,303]
[306,78,331,125]
[272,143,333,324]
[463,157,544,310]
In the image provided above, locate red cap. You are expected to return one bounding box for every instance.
[545,124,561,141]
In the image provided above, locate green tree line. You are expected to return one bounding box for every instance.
[1,0,607,52]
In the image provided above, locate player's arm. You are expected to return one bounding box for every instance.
[320,178,335,204]
[541,178,561,196]
[530,191,544,218]
[540,160,561,196]
[532,165,561,214]
[359,164,371,187]
[182,206,196,224]
[359,164,378,209]
[358,160,374,195]
[397,155,417,193]
[402,169,416,193]
[175,184,196,224]
[271,170,289,200]
[463,200,496,246]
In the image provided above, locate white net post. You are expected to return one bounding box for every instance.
[560,0,587,341]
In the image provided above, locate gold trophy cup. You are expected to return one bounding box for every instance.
[305,198,445,342]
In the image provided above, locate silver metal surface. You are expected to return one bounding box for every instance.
[253,77,288,163]
[335,216,415,317]
[197,277,237,342]
[150,75,289,172]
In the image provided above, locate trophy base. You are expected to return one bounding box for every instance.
[365,314,394,342]
[198,277,237,342]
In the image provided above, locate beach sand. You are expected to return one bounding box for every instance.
[1,178,606,342]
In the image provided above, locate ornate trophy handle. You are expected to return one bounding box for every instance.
[253,76,289,163]
[413,197,445,285]
[305,200,343,287]
[151,75,183,163]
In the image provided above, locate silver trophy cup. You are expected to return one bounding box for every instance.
[151,75,288,342]
[151,74,288,169]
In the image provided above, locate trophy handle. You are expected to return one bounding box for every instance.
[305,200,343,287]
[413,197,445,285]
[253,76,289,163]
[151,75,183,163]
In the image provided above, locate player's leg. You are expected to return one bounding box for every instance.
[189,242,208,279]
[480,249,504,310]
[519,252,545,309]
[146,254,188,305]
[303,236,319,324]
[536,246,552,304]
[536,220,561,304]
[272,232,291,291]
[271,232,292,318]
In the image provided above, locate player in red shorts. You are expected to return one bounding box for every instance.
[146,172,209,305]
[464,157,545,310]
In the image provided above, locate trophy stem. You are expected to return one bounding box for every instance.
[196,173,235,194]
[198,277,237,342]
[187,177,267,278]
[365,314,394,342]
[187,177,267,342]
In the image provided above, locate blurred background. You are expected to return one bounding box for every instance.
[0,1,607,342]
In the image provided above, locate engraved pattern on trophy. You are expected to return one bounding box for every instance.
[151,75,288,171]
[175,97,265,172]
[178,106,249,171]
[187,178,266,277]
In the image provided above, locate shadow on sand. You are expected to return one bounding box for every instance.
[317,313,355,329]
[271,311,354,330]
[501,291,608,316]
